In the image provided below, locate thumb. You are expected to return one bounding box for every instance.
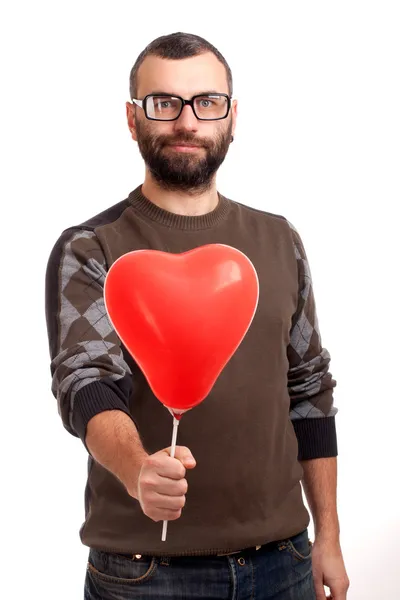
[167,446,196,469]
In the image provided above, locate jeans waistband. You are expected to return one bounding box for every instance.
[114,539,281,560]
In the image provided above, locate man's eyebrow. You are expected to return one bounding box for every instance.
[145,90,226,97]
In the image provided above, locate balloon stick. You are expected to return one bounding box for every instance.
[161,416,180,542]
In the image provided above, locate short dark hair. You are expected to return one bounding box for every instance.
[129,32,233,99]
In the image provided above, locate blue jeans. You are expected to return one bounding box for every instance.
[84,528,316,599]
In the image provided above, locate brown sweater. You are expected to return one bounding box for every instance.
[45,185,338,556]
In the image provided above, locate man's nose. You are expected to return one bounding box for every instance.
[173,104,199,133]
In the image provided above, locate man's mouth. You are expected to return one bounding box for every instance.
[166,143,203,152]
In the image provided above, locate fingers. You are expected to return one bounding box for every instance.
[164,446,197,469]
[150,492,186,512]
[147,454,186,480]
[329,587,348,599]
[139,488,187,523]
[143,506,183,522]
[314,581,327,600]
[141,473,188,496]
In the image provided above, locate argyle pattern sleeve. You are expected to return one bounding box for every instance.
[45,228,135,447]
[287,221,338,460]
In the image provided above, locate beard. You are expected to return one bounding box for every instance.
[135,117,233,194]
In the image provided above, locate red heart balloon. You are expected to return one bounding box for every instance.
[104,244,259,414]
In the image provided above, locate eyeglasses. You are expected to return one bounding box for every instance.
[131,93,231,121]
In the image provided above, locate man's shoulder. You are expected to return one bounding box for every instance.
[77,196,132,230]
[58,194,133,240]
[226,197,304,255]
[47,194,133,266]
[229,197,290,227]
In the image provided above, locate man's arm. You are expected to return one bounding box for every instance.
[85,409,148,499]
[45,228,136,448]
[45,229,196,522]
[301,457,349,599]
[286,221,338,460]
[287,222,349,599]
[300,456,339,541]
[85,408,196,522]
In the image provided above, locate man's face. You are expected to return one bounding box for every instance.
[127,53,237,193]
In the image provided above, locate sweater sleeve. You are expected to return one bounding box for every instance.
[286,221,338,461]
[45,228,135,449]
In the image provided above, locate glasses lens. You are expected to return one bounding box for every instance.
[146,96,182,120]
[194,95,228,120]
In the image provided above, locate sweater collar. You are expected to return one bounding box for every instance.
[128,185,231,231]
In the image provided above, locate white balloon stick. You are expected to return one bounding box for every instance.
[161,416,180,542]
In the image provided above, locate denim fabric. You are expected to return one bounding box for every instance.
[84,528,316,599]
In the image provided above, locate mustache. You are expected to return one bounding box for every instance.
[157,134,211,149]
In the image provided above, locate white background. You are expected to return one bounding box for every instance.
[1,1,399,598]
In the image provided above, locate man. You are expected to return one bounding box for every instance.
[45,32,349,599]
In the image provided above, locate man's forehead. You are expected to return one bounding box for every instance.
[136,53,229,97]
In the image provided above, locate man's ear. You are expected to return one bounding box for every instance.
[231,99,238,140]
[126,102,138,141]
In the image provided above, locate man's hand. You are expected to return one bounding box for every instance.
[311,538,350,599]
[85,411,196,523]
[300,457,349,598]
[134,446,196,523]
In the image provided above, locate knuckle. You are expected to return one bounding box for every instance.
[140,477,154,489]
[145,456,159,469]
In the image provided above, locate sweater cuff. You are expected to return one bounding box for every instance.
[292,416,338,461]
[72,380,134,451]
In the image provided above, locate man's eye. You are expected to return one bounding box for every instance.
[199,99,212,107]
[156,101,171,109]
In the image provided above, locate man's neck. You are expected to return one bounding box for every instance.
[141,175,219,216]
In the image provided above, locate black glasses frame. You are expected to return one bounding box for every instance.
[131,93,232,121]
